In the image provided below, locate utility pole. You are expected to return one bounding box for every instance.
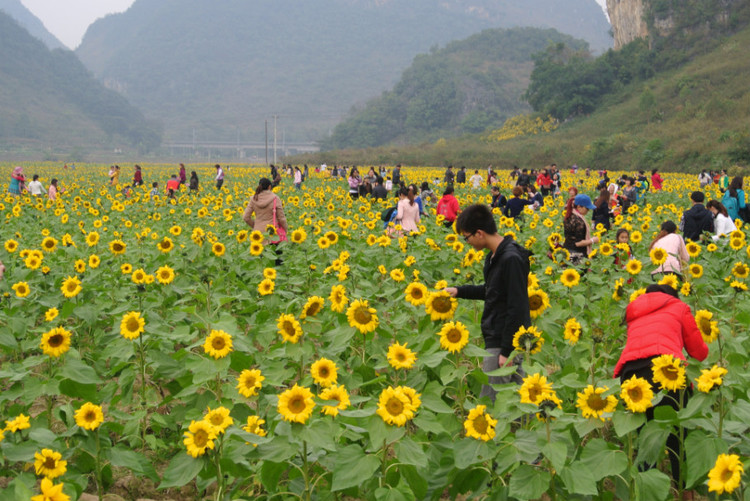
[265,119,268,165]
[273,114,278,165]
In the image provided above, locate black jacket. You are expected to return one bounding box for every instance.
[372,185,388,200]
[455,236,531,356]
[681,203,714,241]
[456,170,466,183]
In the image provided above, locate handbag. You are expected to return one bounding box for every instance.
[270,197,287,244]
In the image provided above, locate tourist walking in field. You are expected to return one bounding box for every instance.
[706,200,737,240]
[9,166,25,195]
[243,178,288,240]
[111,165,121,186]
[27,174,45,196]
[615,284,707,491]
[395,185,421,234]
[48,179,59,200]
[348,167,362,200]
[294,166,303,190]
[563,194,599,264]
[505,186,533,219]
[189,171,199,193]
[179,164,187,185]
[215,164,225,189]
[133,165,143,186]
[651,169,663,191]
[436,185,460,228]
[721,177,746,222]
[445,204,531,402]
[650,220,689,279]
[592,188,613,230]
[469,170,483,189]
[681,191,714,241]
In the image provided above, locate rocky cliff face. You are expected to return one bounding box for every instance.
[606,0,649,49]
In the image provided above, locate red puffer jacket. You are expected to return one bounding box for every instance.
[614,292,708,377]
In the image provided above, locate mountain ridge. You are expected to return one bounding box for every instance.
[0,0,65,50]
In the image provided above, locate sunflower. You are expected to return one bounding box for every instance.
[277,384,316,424]
[325,231,339,244]
[696,365,728,393]
[599,242,614,256]
[626,259,642,275]
[250,230,264,243]
[519,373,554,405]
[311,358,338,387]
[346,299,379,333]
[707,243,718,252]
[612,277,625,301]
[211,242,226,257]
[34,449,67,479]
[649,247,667,266]
[120,312,145,340]
[85,231,100,247]
[707,454,744,495]
[40,327,72,357]
[650,354,686,391]
[319,384,350,416]
[183,419,217,458]
[45,307,59,322]
[74,402,104,430]
[689,263,703,279]
[121,263,133,275]
[156,265,175,284]
[203,406,234,434]
[277,313,303,343]
[695,310,719,343]
[73,259,87,274]
[25,254,42,270]
[88,254,100,269]
[563,318,581,345]
[387,342,417,370]
[109,239,126,255]
[463,405,497,441]
[576,385,617,420]
[512,325,544,354]
[684,241,701,257]
[732,262,749,279]
[300,296,324,319]
[169,225,182,236]
[328,284,349,313]
[263,267,277,280]
[41,237,58,253]
[658,273,679,290]
[249,242,264,256]
[11,281,30,298]
[256,278,274,296]
[291,228,307,243]
[5,413,30,432]
[731,280,748,292]
[390,268,405,282]
[243,415,267,439]
[404,282,428,306]
[157,237,174,253]
[619,375,653,413]
[438,321,470,353]
[60,276,82,298]
[234,369,265,398]
[203,329,233,359]
[31,477,70,501]
[527,288,550,318]
[4,239,18,252]
[376,386,416,427]
[560,269,580,288]
[680,282,692,296]
[425,291,457,321]
[317,236,330,249]
[131,268,147,284]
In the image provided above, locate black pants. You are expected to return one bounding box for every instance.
[620,358,689,486]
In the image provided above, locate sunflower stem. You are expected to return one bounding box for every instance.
[718,385,724,439]
[46,358,54,429]
[627,432,635,501]
[302,440,311,501]
[380,439,388,488]
[94,428,103,501]
[214,436,225,501]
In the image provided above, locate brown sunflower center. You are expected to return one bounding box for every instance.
[193,429,208,447]
[410,288,423,299]
[283,321,295,336]
[386,397,404,416]
[527,385,543,403]
[432,296,452,313]
[721,468,735,482]
[48,334,64,348]
[353,307,371,325]
[126,318,140,332]
[43,456,57,469]
[288,395,306,413]
[447,328,462,343]
[699,318,711,333]
[212,337,226,350]
[661,365,680,381]
[85,411,96,422]
[209,415,223,426]
[318,366,330,378]
[306,303,321,316]
[586,393,606,411]
[529,295,543,310]
[243,376,256,388]
[473,414,488,434]
[627,387,643,401]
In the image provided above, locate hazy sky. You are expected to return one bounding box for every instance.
[23,0,609,50]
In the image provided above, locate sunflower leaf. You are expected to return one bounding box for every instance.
[158,453,204,489]
[330,445,380,492]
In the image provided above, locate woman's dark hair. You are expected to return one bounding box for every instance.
[594,188,609,207]
[443,185,454,196]
[651,169,658,175]
[527,184,537,194]
[349,167,358,178]
[564,197,575,220]
[254,178,272,201]
[646,284,679,298]
[706,199,729,217]
[400,185,415,206]
[649,220,677,250]
[512,186,524,197]
[420,182,429,191]
[33,174,39,181]
[191,171,197,178]
[729,176,743,198]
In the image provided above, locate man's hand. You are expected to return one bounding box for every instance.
[498,354,508,367]
[444,287,458,298]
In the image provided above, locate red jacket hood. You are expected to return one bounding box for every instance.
[626,292,678,322]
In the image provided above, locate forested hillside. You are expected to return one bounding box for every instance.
[0,11,162,153]
[0,0,64,50]
[75,0,611,144]
[322,27,587,149]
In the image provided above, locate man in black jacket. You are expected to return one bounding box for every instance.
[371,177,388,200]
[456,166,466,184]
[681,191,714,241]
[446,204,531,401]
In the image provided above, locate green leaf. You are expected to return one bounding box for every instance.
[579,438,628,481]
[1,442,38,462]
[400,465,428,500]
[508,464,551,500]
[256,435,298,462]
[331,445,381,492]
[634,469,671,501]
[260,461,287,493]
[452,438,493,469]
[59,378,99,402]
[412,411,448,435]
[684,430,728,488]
[108,446,159,481]
[394,437,428,469]
[560,462,599,495]
[541,441,567,472]
[420,392,453,414]
[159,452,205,489]
[60,356,102,384]
[366,414,405,447]
[612,411,646,437]
[635,421,670,467]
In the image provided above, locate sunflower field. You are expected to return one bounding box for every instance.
[1,162,749,501]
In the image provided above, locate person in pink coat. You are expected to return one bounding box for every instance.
[651,169,664,191]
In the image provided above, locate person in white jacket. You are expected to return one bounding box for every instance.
[706,200,737,241]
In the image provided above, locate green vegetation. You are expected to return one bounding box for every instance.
[322,28,586,150]
[75,0,611,143]
[0,11,162,155]
[290,21,750,173]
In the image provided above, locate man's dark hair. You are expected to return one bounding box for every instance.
[375,176,384,185]
[455,204,497,235]
[645,283,678,298]
[691,191,705,203]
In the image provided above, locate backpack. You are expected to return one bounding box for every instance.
[381,207,397,222]
[723,193,739,215]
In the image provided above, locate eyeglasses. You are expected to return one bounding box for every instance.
[462,232,475,242]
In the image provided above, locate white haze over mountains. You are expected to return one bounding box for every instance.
[22,0,609,50]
